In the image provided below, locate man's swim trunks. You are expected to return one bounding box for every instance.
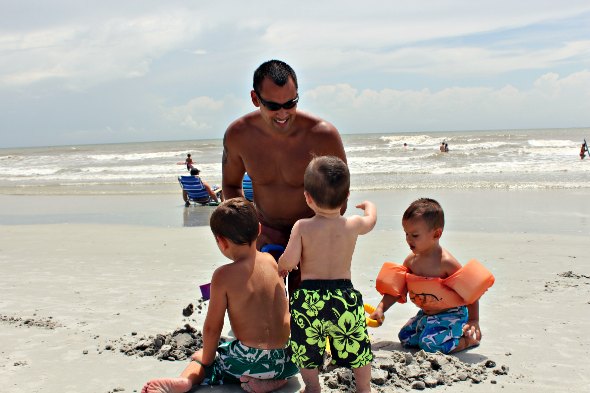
[200,339,299,385]
[289,279,373,369]
[398,306,468,354]
[257,221,301,295]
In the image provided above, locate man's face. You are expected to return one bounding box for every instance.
[252,76,298,133]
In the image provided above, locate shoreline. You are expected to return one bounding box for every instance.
[1,188,589,235]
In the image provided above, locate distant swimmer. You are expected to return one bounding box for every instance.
[440,141,449,153]
[177,153,194,171]
[184,153,193,171]
[581,140,588,160]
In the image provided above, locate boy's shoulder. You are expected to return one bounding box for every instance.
[440,249,462,275]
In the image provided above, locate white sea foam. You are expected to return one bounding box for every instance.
[1,128,588,194]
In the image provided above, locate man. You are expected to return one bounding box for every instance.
[222,60,347,295]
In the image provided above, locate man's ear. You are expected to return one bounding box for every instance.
[433,228,443,239]
[251,90,260,107]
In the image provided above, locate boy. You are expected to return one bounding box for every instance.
[278,156,376,393]
[142,198,298,393]
[370,198,493,354]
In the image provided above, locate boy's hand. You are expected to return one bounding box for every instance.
[355,201,371,211]
[369,307,385,327]
[278,269,289,278]
[278,265,297,278]
[462,320,481,341]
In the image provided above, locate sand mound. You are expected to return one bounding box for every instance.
[320,349,508,391]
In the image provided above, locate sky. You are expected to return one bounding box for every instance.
[1,1,590,148]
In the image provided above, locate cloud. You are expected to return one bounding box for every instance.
[305,70,590,133]
[0,9,202,88]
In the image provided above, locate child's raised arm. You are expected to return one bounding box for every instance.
[353,200,377,235]
[277,221,302,278]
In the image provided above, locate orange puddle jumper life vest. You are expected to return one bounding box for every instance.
[375,260,495,313]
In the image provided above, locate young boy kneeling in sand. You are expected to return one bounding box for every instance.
[142,198,298,393]
[370,198,494,354]
[278,156,377,393]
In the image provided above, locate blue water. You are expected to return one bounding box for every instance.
[1,128,589,195]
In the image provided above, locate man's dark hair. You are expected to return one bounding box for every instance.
[253,60,298,95]
[304,156,349,209]
[210,197,259,245]
[190,168,200,176]
[402,198,445,230]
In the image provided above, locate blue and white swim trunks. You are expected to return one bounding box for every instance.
[398,306,468,354]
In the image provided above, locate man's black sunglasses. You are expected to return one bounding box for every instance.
[256,93,299,111]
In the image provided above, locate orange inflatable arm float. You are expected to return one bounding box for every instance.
[375,262,409,303]
[443,259,495,305]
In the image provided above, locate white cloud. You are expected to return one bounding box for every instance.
[0,9,202,88]
[305,70,590,133]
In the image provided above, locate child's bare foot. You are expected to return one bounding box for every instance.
[239,375,287,393]
[463,330,480,349]
[141,377,192,393]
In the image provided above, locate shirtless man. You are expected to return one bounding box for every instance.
[222,60,347,294]
[142,198,298,393]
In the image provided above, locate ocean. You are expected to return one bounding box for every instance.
[1,128,589,195]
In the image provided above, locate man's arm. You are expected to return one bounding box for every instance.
[200,268,227,365]
[221,130,246,200]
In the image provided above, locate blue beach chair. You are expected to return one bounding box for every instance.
[178,176,220,206]
[243,173,254,202]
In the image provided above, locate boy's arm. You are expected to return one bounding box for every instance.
[353,201,377,235]
[277,221,302,277]
[463,299,481,340]
[200,269,227,365]
[369,293,399,326]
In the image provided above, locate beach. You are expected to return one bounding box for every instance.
[1,188,589,393]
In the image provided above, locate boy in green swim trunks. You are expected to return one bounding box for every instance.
[278,156,376,393]
[142,197,298,393]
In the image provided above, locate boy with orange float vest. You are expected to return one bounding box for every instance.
[370,198,494,354]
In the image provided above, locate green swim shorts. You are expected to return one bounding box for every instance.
[200,339,299,385]
[289,279,373,369]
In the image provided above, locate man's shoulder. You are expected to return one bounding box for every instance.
[226,111,261,134]
[297,111,338,134]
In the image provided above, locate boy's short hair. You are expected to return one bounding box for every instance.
[403,198,445,230]
[304,156,350,209]
[190,167,200,176]
[210,197,259,245]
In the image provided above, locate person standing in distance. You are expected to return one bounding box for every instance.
[222,60,347,296]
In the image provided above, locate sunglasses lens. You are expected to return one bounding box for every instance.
[282,100,297,109]
[266,102,282,111]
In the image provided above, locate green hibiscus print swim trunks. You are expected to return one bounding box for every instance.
[289,279,373,369]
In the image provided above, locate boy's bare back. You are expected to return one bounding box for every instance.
[280,202,376,281]
[211,250,290,349]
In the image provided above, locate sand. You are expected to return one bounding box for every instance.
[1,189,589,393]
